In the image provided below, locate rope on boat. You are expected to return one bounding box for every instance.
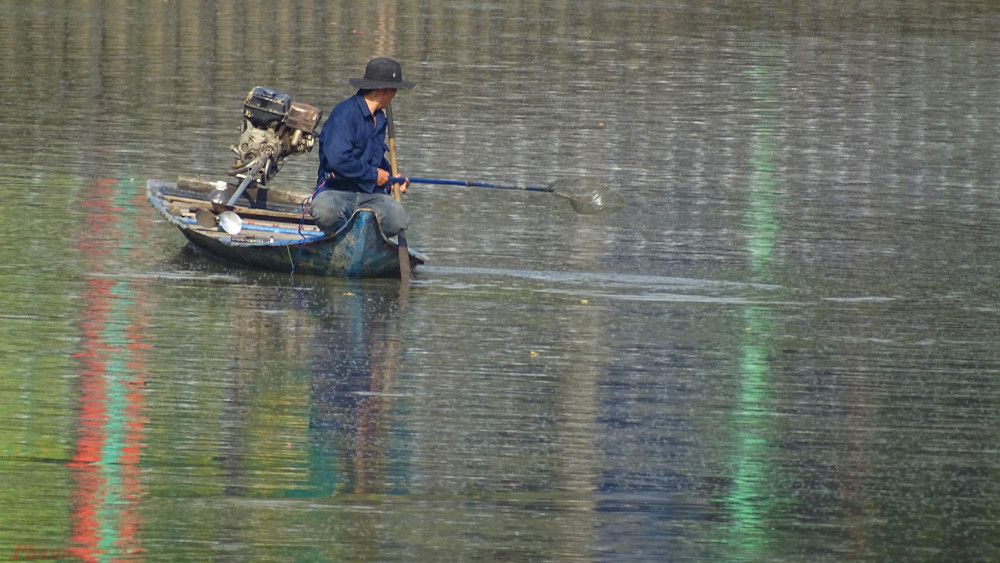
[291,190,319,274]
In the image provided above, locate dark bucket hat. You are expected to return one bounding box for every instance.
[349,57,416,90]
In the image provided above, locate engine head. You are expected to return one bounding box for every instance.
[229,86,321,185]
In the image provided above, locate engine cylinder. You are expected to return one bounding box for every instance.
[229,87,322,184]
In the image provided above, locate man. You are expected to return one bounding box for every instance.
[310,57,415,237]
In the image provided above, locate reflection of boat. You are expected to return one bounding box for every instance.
[147,177,425,278]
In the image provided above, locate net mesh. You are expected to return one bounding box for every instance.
[550,180,625,215]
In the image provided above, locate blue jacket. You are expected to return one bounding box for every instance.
[316,93,391,194]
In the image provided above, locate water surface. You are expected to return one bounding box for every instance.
[2,1,1000,560]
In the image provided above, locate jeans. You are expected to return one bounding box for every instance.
[309,189,409,237]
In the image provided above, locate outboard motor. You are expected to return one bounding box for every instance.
[229,86,321,185]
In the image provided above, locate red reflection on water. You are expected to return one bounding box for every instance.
[67,178,151,562]
[69,279,111,562]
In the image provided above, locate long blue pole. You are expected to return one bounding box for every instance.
[391,177,554,193]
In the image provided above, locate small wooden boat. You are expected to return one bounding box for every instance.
[147,177,425,278]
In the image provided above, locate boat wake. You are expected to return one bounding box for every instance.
[419,266,786,305]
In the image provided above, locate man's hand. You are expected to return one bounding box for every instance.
[378,168,410,194]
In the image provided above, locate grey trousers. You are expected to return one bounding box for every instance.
[309,189,409,237]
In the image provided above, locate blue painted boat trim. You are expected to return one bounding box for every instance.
[175,215,327,240]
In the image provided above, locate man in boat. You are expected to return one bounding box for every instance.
[310,57,415,238]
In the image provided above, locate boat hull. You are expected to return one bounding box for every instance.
[147,178,424,278]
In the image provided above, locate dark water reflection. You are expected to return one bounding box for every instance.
[3,0,1000,560]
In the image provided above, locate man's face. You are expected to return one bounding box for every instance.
[373,88,398,108]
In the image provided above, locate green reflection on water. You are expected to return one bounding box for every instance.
[721,62,782,558]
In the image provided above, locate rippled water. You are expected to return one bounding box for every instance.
[2,1,1000,560]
